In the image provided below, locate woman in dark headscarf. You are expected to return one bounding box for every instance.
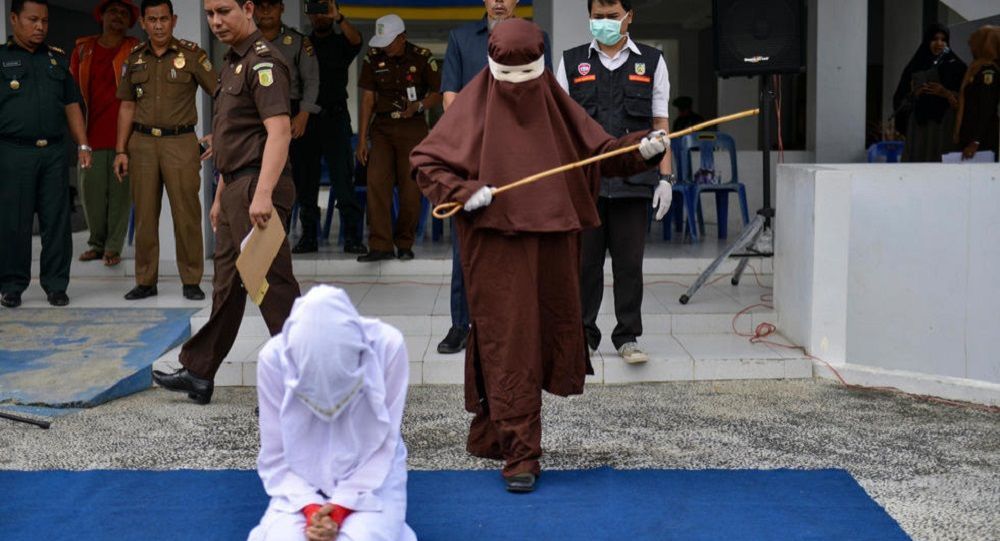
[411,19,665,493]
[954,25,1000,161]
[892,23,967,162]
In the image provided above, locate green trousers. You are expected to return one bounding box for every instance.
[79,149,131,254]
[0,141,72,295]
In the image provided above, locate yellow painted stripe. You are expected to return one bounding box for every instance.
[340,6,533,20]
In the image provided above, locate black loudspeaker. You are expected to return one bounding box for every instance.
[713,0,805,77]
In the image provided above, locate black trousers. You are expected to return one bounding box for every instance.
[290,107,363,244]
[579,197,649,350]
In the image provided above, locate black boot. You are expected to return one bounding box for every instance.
[292,237,318,254]
[437,326,469,354]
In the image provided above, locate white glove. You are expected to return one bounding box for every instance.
[463,186,493,212]
[638,130,667,160]
[651,180,672,221]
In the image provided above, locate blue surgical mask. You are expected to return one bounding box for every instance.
[590,18,624,47]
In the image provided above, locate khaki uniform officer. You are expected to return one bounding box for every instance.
[153,18,300,404]
[0,0,92,309]
[356,14,441,262]
[115,34,217,301]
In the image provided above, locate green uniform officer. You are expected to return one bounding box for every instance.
[0,0,92,309]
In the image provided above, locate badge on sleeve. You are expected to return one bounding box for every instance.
[578,63,591,76]
[258,68,274,87]
[634,63,646,76]
[985,70,994,85]
[282,35,293,45]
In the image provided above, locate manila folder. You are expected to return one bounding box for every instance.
[236,211,285,306]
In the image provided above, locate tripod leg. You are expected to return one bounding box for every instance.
[680,215,763,304]
[0,411,51,429]
[732,256,751,286]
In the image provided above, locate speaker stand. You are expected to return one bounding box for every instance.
[679,74,776,305]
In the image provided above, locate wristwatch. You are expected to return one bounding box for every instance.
[660,173,677,186]
[78,144,92,152]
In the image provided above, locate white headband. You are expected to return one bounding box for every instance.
[488,55,545,83]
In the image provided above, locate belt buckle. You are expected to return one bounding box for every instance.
[390,112,401,120]
[35,139,48,148]
[151,128,163,137]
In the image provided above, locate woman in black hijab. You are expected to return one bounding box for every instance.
[892,23,967,162]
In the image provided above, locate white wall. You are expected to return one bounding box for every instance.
[775,163,1000,404]
[807,0,868,163]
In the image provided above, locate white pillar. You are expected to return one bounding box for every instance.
[882,0,922,129]
[807,0,868,163]
[535,0,590,65]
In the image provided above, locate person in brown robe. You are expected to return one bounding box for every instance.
[410,18,666,493]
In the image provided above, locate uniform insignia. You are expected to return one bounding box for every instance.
[253,62,274,71]
[179,39,198,51]
[578,63,591,76]
[303,37,314,56]
[419,47,430,57]
[134,56,145,65]
[574,74,596,84]
[430,59,438,72]
[254,41,269,53]
[200,56,213,72]
[50,58,57,66]
[10,80,20,90]
[131,42,144,53]
[235,64,244,74]
[985,70,995,85]
[409,65,416,73]
[258,68,274,87]
[378,62,386,68]
[2,60,21,67]
[283,35,293,45]
[47,45,65,55]
[173,56,186,69]
[136,87,144,98]
[634,63,645,75]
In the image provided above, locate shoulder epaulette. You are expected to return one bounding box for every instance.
[178,39,199,52]
[131,41,145,53]
[417,46,431,57]
[48,44,66,55]
[302,37,314,56]
[254,40,272,56]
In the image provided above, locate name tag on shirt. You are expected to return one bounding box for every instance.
[2,60,22,68]
[406,86,417,101]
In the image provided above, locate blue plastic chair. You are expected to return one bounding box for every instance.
[867,141,904,163]
[675,131,750,240]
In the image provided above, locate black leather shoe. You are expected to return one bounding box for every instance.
[505,473,536,493]
[182,284,205,300]
[124,285,157,300]
[357,250,395,262]
[1,292,21,308]
[292,237,318,254]
[152,368,214,405]
[344,242,368,255]
[46,291,69,307]
[437,325,469,354]
[397,248,415,261]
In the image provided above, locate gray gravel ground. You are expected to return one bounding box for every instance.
[1,380,997,541]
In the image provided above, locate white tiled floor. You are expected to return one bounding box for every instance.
[23,229,806,388]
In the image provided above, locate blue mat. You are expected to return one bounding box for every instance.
[0,308,195,409]
[0,468,909,540]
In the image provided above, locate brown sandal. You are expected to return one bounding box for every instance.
[103,251,121,267]
[79,249,102,262]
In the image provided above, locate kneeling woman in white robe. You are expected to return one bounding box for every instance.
[248,286,416,541]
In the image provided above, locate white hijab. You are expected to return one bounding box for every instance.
[277,286,391,495]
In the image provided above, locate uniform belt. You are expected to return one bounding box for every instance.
[374,111,410,120]
[226,166,261,180]
[133,123,195,137]
[0,134,63,147]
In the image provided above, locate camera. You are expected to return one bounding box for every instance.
[304,1,328,14]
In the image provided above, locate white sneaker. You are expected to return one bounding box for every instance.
[618,342,649,364]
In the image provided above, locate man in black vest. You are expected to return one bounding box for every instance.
[557,0,674,364]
